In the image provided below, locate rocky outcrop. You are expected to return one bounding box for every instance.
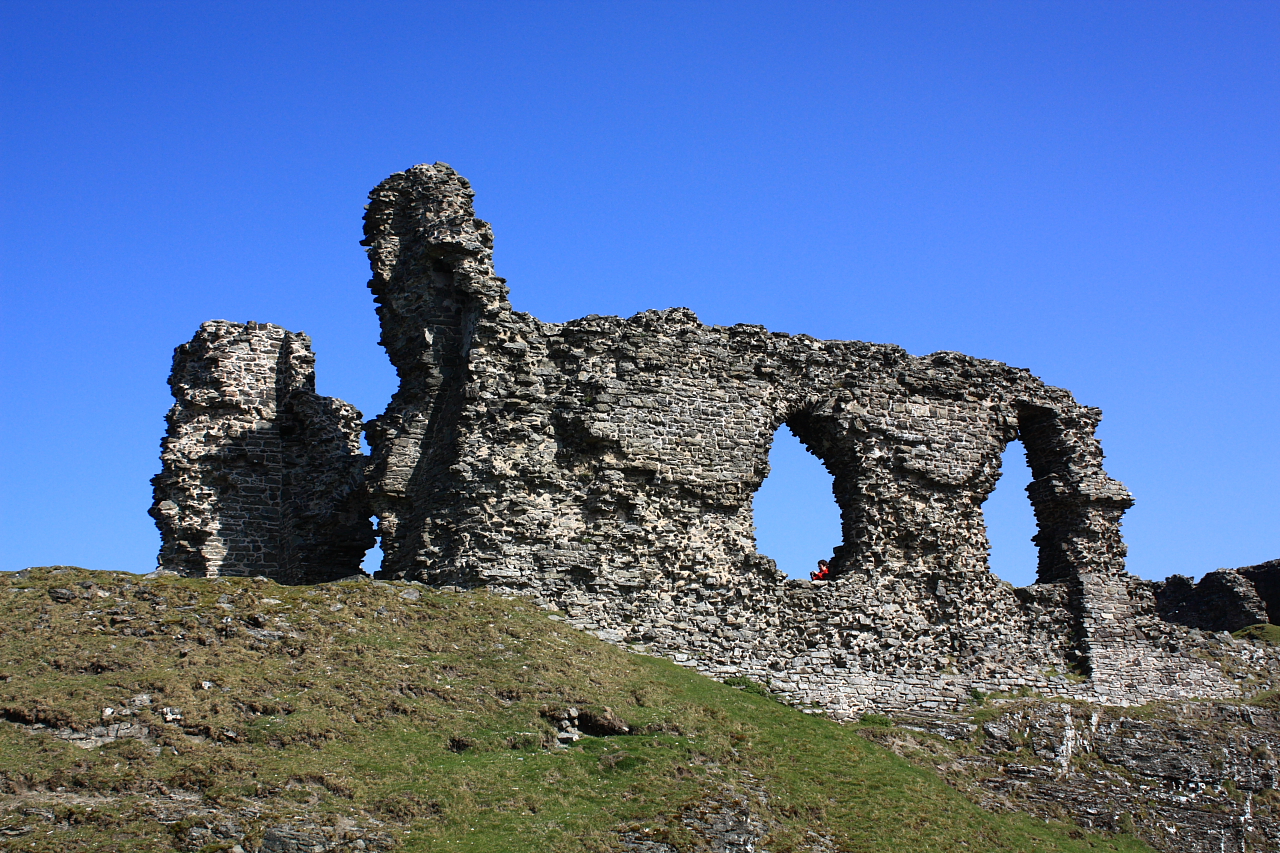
[150,321,373,583]
[866,691,1280,853]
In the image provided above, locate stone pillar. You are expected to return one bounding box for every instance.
[1019,404,1133,584]
[1017,403,1136,681]
[360,162,513,582]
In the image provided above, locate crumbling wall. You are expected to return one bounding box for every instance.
[1156,561,1279,633]
[359,163,1240,712]
[150,321,373,583]
[150,165,1262,712]
[1240,559,1280,624]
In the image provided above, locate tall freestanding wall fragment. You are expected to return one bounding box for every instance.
[360,164,512,585]
[150,321,373,583]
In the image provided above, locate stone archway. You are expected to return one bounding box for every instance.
[980,438,1040,587]
[751,420,843,578]
[779,407,864,579]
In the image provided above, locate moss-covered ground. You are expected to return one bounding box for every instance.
[0,567,1154,852]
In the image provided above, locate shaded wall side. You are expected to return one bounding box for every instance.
[361,163,512,583]
[1239,561,1280,625]
[151,321,291,577]
[275,333,375,583]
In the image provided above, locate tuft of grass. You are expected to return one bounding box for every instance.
[1248,689,1280,708]
[721,675,774,700]
[0,567,1155,853]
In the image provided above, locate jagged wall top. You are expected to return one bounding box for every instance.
[363,163,509,312]
[344,163,1227,713]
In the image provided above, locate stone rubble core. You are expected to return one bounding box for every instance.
[153,162,1277,714]
[150,321,373,584]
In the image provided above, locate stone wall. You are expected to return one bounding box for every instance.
[1240,560,1280,624]
[1156,560,1280,633]
[150,164,1269,714]
[150,321,373,583]
[357,163,1243,713]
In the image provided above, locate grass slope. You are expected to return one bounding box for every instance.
[0,567,1153,852]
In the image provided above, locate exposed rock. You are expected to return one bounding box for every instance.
[865,698,1280,853]
[7,719,152,751]
[618,782,775,852]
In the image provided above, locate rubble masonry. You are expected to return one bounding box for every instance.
[152,163,1275,715]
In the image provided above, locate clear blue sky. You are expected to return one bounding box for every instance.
[2,2,1276,584]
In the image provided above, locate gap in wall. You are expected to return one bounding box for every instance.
[360,516,382,575]
[753,426,842,579]
[984,439,1040,587]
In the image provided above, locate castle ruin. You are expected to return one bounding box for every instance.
[152,163,1276,715]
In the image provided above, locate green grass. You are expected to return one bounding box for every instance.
[1234,623,1280,645]
[0,567,1155,852]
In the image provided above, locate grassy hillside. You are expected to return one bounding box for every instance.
[0,567,1153,852]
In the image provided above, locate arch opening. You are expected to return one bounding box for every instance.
[752,424,843,579]
[983,439,1040,587]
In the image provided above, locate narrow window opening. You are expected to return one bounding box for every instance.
[983,439,1040,587]
[753,426,842,579]
[360,516,382,575]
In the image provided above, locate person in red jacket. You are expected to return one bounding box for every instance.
[810,559,830,581]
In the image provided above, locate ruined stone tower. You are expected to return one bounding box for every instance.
[151,163,1274,713]
[150,321,373,583]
